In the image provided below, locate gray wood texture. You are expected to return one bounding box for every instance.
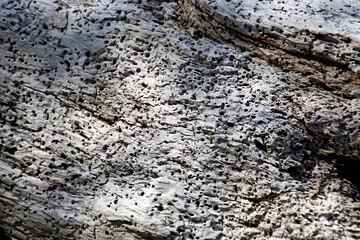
[1,0,360,239]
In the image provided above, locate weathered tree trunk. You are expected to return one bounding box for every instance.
[1,0,360,239]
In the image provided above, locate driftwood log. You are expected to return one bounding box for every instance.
[1,0,360,239]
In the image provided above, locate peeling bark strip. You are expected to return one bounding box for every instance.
[0,0,360,239]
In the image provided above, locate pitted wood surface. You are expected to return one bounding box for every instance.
[1,0,359,239]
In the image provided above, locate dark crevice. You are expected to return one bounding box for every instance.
[335,157,360,194]
[254,139,267,152]
[293,116,359,192]
[281,48,350,72]
[0,227,11,240]
[314,151,360,198]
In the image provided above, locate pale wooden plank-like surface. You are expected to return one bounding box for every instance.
[0,0,359,239]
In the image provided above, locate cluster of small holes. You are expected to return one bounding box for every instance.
[1,0,359,240]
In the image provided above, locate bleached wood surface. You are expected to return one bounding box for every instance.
[1,0,360,239]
